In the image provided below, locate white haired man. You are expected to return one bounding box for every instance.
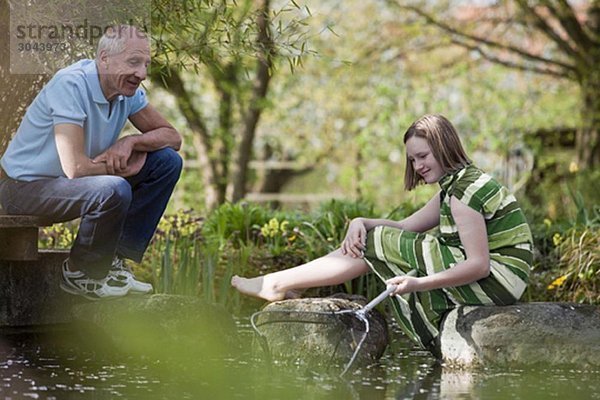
[0,25,183,300]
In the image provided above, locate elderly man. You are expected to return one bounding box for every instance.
[0,25,182,300]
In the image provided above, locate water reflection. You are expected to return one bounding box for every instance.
[0,323,599,399]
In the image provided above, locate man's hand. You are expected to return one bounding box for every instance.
[92,137,136,174]
[116,150,147,177]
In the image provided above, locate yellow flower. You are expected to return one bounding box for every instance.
[552,233,562,247]
[260,225,270,237]
[269,218,279,230]
[547,274,568,290]
[280,220,289,232]
[543,218,552,228]
[569,161,579,174]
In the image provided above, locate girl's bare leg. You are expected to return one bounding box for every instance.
[231,249,369,301]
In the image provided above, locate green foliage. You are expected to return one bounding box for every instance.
[39,221,78,249]
[545,226,600,303]
[525,182,600,304]
[149,200,419,309]
[147,210,204,295]
[299,199,377,256]
[38,196,599,308]
[151,0,314,75]
[202,202,269,246]
[36,199,421,309]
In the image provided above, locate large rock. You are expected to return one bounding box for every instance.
[71,294,239,358]
[252,294,389,372]
[439,302,600,369]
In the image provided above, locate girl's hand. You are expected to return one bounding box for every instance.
[341,218,367,258]
[386,274,422,295]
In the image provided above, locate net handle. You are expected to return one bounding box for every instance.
[358,269,417,315]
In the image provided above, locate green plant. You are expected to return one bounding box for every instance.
[546,226,600,303]
[259,217,294,256]
[144,200,439,311]
[154,234,202,296]
[147,209,204,296]
[202,202,269,246]
[299,199,377,257]
[38,221,79,249]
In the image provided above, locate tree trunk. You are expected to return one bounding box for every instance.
[0,2,47,153]
[152,68,225,210]
[212,63,236,207]
[575,2,600,168]
[577,83,600,169]
[230,0,274,202]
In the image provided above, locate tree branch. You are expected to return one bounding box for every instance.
[453,38,571,79]
[551,0,595,52]
[391,2,576,75]
[515,0,584,63]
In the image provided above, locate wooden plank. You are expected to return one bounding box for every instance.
[244,193,347,203]
[0,227,39,260]
[184,159,309,170]
[0,215,52,228]
[0,215,54,260]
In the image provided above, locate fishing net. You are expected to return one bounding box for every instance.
[250,286,395,377]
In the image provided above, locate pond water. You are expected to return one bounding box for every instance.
[0,321,598,400]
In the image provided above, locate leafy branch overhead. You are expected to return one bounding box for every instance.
[390,0,600,168]
[150,0,316,209]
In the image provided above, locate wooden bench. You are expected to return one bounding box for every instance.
[0,214,53,261]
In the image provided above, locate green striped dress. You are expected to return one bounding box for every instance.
[363,164,533,349]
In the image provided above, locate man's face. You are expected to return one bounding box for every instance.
[103,35,150,98]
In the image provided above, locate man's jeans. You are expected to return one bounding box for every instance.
[0,148,182,278]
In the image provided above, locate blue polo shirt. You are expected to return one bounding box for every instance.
[1,59,148,181]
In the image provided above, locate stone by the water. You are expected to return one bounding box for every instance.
[439,302,600,369]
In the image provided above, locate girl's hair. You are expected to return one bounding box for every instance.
[403,114,471,190]
[96,25,147,57]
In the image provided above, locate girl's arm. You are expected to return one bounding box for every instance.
[387,196,490,294]
[362,192,441,232]
[341,192,441,257]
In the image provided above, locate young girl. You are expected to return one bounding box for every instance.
[232,114,533,353]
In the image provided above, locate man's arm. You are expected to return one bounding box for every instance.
[55,123,109,178]
[92,104,181,174]
[127,104,182,151]
[55,123,147,178]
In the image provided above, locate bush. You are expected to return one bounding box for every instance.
[298,199,378,258]
[544,226,600,303]
[201,202,269,246]
[526,187,600,304]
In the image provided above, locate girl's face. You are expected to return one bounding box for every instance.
[405,136,445,184]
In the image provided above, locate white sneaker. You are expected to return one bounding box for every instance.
[109,257,153,295]
[60,259,131,300]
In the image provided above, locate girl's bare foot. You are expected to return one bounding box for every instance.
[231,275,286,302]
